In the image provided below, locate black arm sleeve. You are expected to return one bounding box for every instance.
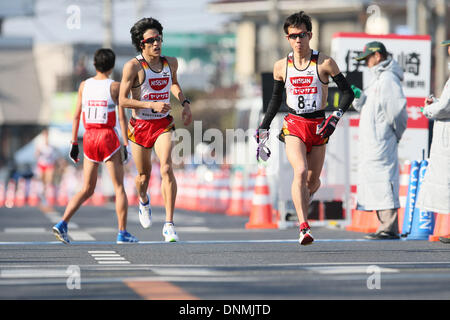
[259,79,285,129]
[332,73,355,113]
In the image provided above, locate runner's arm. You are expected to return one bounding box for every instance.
[326,57,354,113]
[259,60,285,130]
[71,81,84,143]
[111,81,128,147]
[316,56,354,139]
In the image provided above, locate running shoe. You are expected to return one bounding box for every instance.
[162,223,179,242]
[439,235,450,244]
[299,227,314,245]
[52,221,70,244]
[364,231,400,240]
[138,195,152,229]
[116,231,139,244]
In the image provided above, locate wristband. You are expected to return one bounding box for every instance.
[181,99,190,107]
[71,141,78,145]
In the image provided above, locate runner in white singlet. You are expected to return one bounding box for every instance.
[119,17,192,242]
[257,11,355,245]
[52,48,138,244]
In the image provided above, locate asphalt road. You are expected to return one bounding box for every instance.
[0,204,449,305]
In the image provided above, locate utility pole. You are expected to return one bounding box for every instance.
[268,0,281,61]
[103,0,113,49]
[407,0,418,34]
[136,0,145,20]
[434,0,447,97]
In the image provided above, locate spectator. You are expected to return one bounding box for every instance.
[351,41,408,240]
[416,40,450,244]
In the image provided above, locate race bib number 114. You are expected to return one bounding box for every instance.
[85,100,108,124]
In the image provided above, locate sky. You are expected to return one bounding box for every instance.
[3,0,235,44]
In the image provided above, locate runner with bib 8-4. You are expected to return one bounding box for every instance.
[256,11,355,246]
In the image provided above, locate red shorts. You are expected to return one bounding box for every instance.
[83,127,121,163]
[37,163,54,174]
[280,113,328,153]
[127,115,175,149]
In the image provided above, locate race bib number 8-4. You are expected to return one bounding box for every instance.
[85,100,108,124]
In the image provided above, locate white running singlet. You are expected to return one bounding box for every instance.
[285,50,327,115]
[81,78,116,129]
[134,54,172,120]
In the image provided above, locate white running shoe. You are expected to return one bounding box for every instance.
[299,228,314,245]
[138,195,152,229]
[162,223,179,242]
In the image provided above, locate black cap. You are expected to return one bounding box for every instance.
[354,41,387,61]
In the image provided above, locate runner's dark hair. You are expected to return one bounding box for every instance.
[130,17,163,52]
[283,11,312,34]
[94,48,115,72]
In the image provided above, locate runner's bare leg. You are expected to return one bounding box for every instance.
[285,135,309,224]
[61,157,99,222]
[154,131,176,222]
[306,144,326,197]
[105,150,128,231]
[130,142,152,204]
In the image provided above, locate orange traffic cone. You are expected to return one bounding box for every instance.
[5,179,16,208]
[226,171,246,216]
[57,177,69,206]
[15,178,27,207]
[125,174,138,206]
[0,182,5,207]
[149,169,163,207]
[245,167,277,229]
[243,170,258,216]
[187,171,199,211]
[214,169,230,214]
[398,161,411,231]
[174,171,186,210]
[429,213,450,242]
[92,185,106,206]
[345,209,379,233]
[28,179,41,206]
[46,184,56,207]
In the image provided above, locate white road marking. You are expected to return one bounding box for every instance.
[0,269,68,278]
[88,251,116,254]
[150,267,227,276]
[96,261,131,264]
[306,266,399,274]
[4,228,47,233]
[90,254,121,257]
[69,231,96,241]
[88,250,131,265]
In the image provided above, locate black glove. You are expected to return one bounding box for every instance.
[69,143,80,164]
[316,109,343,139]
[122,145,131,164]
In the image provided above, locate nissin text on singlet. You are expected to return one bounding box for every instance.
[290,76,313,87]
[149,78,169,91]
[285,50,324,114]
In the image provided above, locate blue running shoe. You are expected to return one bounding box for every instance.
[138,194,152,229]
[117,231,139,244]
[52,221,70,244]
